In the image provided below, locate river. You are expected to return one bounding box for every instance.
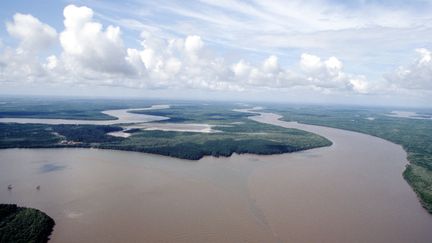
[0,111,431,242]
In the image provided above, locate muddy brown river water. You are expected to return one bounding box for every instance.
[1,111,431,242]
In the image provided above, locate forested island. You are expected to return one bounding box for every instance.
[0,101,332,160]
[0,118,331,160]
[0,204,55,243]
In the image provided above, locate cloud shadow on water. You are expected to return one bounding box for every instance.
[39,163,66,173]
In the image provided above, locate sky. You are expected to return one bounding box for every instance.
[0,0,431,107]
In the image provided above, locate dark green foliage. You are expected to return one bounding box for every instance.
[0,124,61,148]
[99,119,331,160]
[0,120,330,160]
[52,125,122,143]
[404,165,432,213]
[0,124,123,148]
[0,99,117,120]
[0,101,332,160]
[270,105,432,213]
[0,97,167,120]
[0,204,55,243]
[130,104,254,124]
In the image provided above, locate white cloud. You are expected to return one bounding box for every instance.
[324,57,343,76]
[262,55,279,73]
[184,35,204,54]
[232,60,251,77]
[6,13,57,51]
[100,0,432,86]
[0,47,47,83]
[0,4,394,96]
[300,53,323,73]
[59,4,132,75]
[45,55,58,70]
[349,77,370,94]
[298,53,379,94]
[0,14,57,84]
[386,48,432,90]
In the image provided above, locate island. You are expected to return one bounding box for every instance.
[0,204,55,243]
[0,100,332,160]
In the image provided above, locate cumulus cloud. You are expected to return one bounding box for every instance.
[299,53,371,93]
[59,4,132,75]
[184,35,204,54]
[0,4,376,95]
[232,60,251,77]
[262,55,279,73]
[0,47,47,83]
[0,14,57,84]
[6,13,57,51]
[387,48,432,90]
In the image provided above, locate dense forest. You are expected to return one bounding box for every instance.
[130,104,253,123]
[0,97,166,120]
[0,119,331,160]
[0,123,122,148]
[0,204,55,243]
[0,101,332,160]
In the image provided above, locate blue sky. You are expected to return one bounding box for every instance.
[0,0,431,106]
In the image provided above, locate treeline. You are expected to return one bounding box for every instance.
[52,125,122,143]
[0,123,123,149]
[0,119,332,161]
[0,204,55,243]
[100,126,331,160]
[0,124,61,148]
[129,104,254,123]
[101,139,307,160]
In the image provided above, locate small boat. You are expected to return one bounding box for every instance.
[7,184,12,190]
[36,185,40,190]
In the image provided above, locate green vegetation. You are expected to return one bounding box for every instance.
[269,105,432,213]
[0,124,61,148]
[0,123,122,148]
[0,204,55,243]
[99,119,331,160]
[0,119,331,160]
[0,102,331,160]
[130,104,252,124]
[0,97,163,120]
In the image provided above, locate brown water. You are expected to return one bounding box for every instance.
[0,112,431,242]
